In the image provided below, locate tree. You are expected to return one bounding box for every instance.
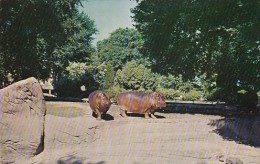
[114,60,156,91]
[105,61,114,90]
[0,0,63,83]
[115,69,123,87]
[93,28,155,92]
[123,60,137,89]
[44,0,97,90]
[52,8,97,76]
[136,64,145,90]
[132,0,260,103]
[56,61,98,97]
[0,0,97,88]
[95,28,148,71]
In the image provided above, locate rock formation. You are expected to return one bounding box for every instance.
[0,77,46,163]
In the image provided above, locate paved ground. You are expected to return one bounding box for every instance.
[31,102,260,164]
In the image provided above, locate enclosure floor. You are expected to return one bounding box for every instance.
[30,102,260,164]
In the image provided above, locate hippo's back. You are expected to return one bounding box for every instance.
[117,91,150,113]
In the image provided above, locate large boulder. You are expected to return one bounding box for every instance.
[0,77,46,163]
[30,102,101,163]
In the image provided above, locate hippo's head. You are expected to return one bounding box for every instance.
[149,91,166,109]
[97,92,111,109]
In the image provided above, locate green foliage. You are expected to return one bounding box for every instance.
[142,68,156,90]
[134,64,146,91]
[182,89,201,102]
[115,69,123,87]
[156,74,174,89]
[92,62,107,89]
[0,0,97,87]
[111,85,123,101]
[114,60,156,91]
[174,74,184,91]
[89,28,150,93]
[123,60,137,89]
[205,87,222,101]
[132,0,260,103]
[163,89,179,100]
[237,89,247,95]
[179,80,193,93]
[53,11,97,65]
[105,61,114,90]
[56,61,97,97]
[0,0,62,81]
[65,62,89,80]
[95,28,149,71]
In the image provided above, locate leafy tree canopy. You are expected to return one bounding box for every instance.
[95,28,149,70]
[0,0,97,87]
[132,0,260,101]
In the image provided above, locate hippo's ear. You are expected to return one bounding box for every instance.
[97,92,103,98]
[150,92,158,106]
[152,91,159,98]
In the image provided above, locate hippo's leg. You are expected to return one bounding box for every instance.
[119,108,128,118]
[96,111,102,120]
[150,112,157,119]
[101,112,107,119]
[121,110,128,118]
[92,112,96,117]
[144,112,150,119]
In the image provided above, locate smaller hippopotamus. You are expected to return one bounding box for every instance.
[88,90,111,120]
[117,91,166,119]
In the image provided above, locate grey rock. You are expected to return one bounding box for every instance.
[0,77,46,163]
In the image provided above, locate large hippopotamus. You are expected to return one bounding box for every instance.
[88,90,111,120]
[117,91,166,119]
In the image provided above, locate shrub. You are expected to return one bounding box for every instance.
[163,89,179,100]
[111,85,123,101]
[182,92,190,101]
[190,89,200,101]
[182,89,201,102]
[205,87,221,101]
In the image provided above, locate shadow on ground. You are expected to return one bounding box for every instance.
[92,112,114,121]
[57,155,106,164]
[126,113,166,119]
[212,116,260,147]
[56,155,85,164]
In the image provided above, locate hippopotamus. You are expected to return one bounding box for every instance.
[88,90,111,120]
[117,91,166,119]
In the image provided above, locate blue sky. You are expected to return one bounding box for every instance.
[79,0,137,45]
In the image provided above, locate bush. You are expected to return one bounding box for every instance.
[178,81,192,93]
[182,89,201,101]
[111,85,124,101]
[163,89,179,100]
[205,87,221,101]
